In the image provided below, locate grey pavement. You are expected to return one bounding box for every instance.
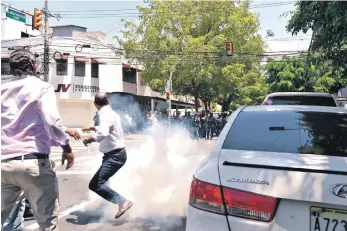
[23,137,216,231]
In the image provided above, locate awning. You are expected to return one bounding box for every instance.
[91,58,105,64]
[54,55,68,60]
[122,63,137,69]
[74,57,89,62]
[123,63,143,71]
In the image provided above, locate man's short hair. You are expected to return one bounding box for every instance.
[94,93,109,106]
[9,49,36,76]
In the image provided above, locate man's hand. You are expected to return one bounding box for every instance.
[83,137,94,147]
[66,129,81,140]
[62,152,74,170]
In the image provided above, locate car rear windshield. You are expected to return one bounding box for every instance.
[265,96,337,107]
[222,110,347,157]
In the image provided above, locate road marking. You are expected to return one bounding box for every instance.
[25,201,92,230]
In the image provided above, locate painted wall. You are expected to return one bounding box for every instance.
[52,26,87,38]
[123,82,137,94]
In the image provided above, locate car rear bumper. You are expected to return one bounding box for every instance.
[186,205,230,231]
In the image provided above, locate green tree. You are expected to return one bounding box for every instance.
[217,64,267,111]
[286,1,347,75]
[117,0,264,111]
[265,55,347,93]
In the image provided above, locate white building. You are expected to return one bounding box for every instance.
[1,10,40,40]
[1,24,196,128]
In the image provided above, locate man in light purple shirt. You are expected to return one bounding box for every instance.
[1,49,79,231]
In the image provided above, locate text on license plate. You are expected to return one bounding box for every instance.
[310,206,347,231]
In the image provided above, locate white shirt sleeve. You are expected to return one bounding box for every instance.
[39,84,69,146]
[92,111,111,142]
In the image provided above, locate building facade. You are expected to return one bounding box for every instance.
[1,24,196,128]
[1,10,41,40]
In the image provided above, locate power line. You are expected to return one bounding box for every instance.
[33,49,305,61]
[51,1,296,13]
[56,2,296,18]
[4,43,308,56]
[35,44,308,55]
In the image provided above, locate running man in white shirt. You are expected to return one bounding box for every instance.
[83,92,133,219]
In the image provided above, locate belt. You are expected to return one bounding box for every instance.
[104,148,124,156]
[7,154,49,161]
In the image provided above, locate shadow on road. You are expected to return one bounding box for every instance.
[66,205,186,230]
[66,211,101,225]
[123,216,187,231]
[65,203,108,225]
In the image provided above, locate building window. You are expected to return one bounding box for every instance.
[1,59,10,75]
[56,59,68,75]
[91,62,99,78]
[122,67,137,84]
[75,61,85,77]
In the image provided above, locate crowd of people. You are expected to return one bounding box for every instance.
[144,110,233,139]
[94,104,233,140]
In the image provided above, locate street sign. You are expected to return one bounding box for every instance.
[6,8,26,23]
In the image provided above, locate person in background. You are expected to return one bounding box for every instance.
[199,114,207,139]
[82,92,133,219]
[192,114,200,140]
[216,114,223,137]
[206,113,216,140]
[93,111,100,126]
[1,49,79,231]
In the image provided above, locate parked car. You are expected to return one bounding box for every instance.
[262,92,339,107]
[186,105,347,231]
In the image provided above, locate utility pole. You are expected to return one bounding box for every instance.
[43,0,49,82]
[167,59,182,129]
[167,71,173,129]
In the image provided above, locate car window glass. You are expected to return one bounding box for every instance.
[266,96,336,107]
[222,110,347,157]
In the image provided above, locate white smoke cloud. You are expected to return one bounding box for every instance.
[79,96,211,230]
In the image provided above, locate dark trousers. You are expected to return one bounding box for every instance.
[88,148,127,205]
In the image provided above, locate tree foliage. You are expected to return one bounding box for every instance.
[265,55,347,93]
[219,64,267,110]
[286,1,347,75]
[117,0,266,111]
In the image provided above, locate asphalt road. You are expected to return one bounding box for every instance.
[23,135,216,231]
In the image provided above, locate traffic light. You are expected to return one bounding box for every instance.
[226,42,233,56]
[32,9,43,30]
[166,92,171,102]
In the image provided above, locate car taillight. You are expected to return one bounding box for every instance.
[223,188,277,222]
[189,178,225,214]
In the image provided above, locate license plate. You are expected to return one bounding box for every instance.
[310,206,347,231]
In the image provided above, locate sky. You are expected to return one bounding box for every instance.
[2,0,312,52]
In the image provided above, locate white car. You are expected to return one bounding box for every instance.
[262,92,339,107]
[186,105,347,231]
